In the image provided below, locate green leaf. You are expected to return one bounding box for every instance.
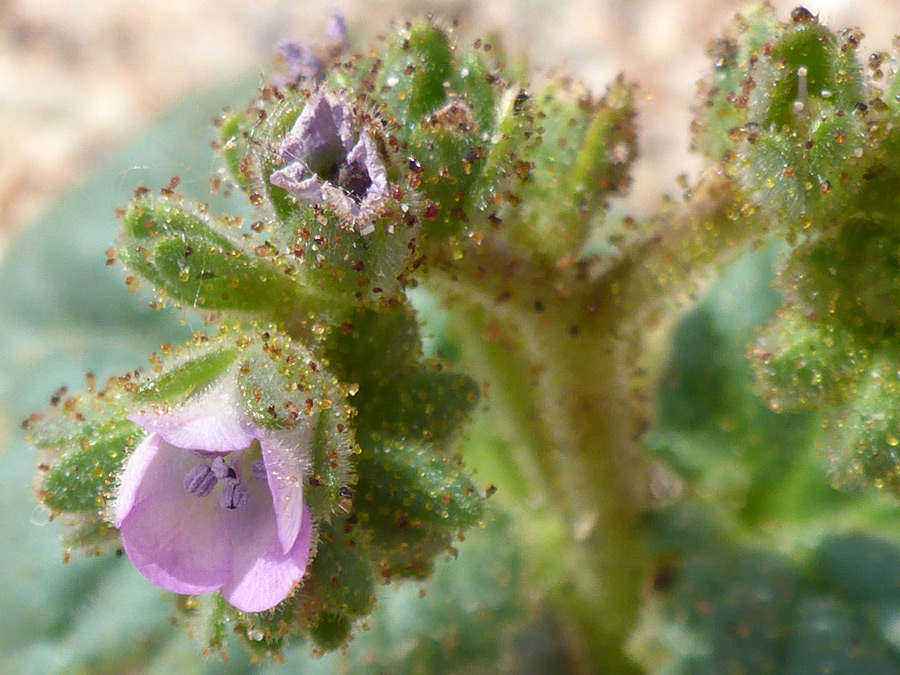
[633,507,900,675]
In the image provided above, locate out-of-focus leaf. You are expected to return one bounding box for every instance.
[638,242,900,673]
[633,507,900,674]
[649,243,899,527]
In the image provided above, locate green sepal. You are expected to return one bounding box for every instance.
[693,3,780,160]
[737,107,867,225]
[236,330,345,429]
[305,515,376,621]
[120,197,302,315]
[406,109,485,240]
[751,19,862,130]
[218,108,253,193]
[280,204,421,306]
[452,49,498,132]
[829,355,900,497]
[197,589,298,659]
[121,197,233,245]
[39,425,141,513]
[567,77,637,207]
[133,345,239,403]
[236,330,355,520]
[752,306,872,413]
[354,436,484,569]
[231,591,299,657]
[26,393,128,451]
[509,77,637,259]
[197,593,230,656]
[247,95,308,223]
[378,21,454,126]
[26,380,141,516]
[149,234,295,313]
[60,516,121,554]
[306,408,356,521]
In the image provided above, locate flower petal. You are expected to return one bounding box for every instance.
[270,163,325,202]
[275,40,323,81]
[279,94,348,173]
[113,434,195,526]
[128,375,255,453]
[220,485,313,612]
[346,130,388,203]
[119,491,231,596]
[259,427,312,553]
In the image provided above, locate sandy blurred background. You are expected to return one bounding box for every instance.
[1,0,896,256]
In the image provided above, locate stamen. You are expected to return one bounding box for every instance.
[220,482,250,510]
[335,161,372,202]
[251,460,268,483]
[211,456,238,482]
[184,464,217,497]
[794,66,809,115]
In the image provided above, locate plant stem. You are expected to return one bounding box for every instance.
[424,239,649,674]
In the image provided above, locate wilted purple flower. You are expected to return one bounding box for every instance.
[113,375,313,613]
[275,40,324,82]
[326,11,349,45]
[270,92,388,234]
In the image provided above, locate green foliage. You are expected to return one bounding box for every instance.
[508,76,637,260]
[354,434,484,577]
[308,515,376,619]
[753,305,871,412]
[697,4,869,225]
[636,508,900,675]
[120,197,304,314]
[40,427,141,513]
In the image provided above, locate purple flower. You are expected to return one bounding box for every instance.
[273,13,348,84]
[326,11,349,45]
[270,92,388,234]
[113,375,314,613]
[275,40,324,82]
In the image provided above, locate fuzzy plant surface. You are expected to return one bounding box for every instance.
[11,5,900,674]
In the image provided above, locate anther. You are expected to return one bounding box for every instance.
[184,464,217,497]
[211,456,237,482]
[220,482,250,510]
[251,460,268,483]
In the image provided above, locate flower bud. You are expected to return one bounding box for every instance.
[752,306,872,412]
[696,6,869,226]
[829,356,900,498]
[508,76,637,260]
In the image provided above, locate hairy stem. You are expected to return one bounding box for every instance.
[425,238,650,674]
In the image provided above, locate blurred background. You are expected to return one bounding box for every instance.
[2,0,897,254]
